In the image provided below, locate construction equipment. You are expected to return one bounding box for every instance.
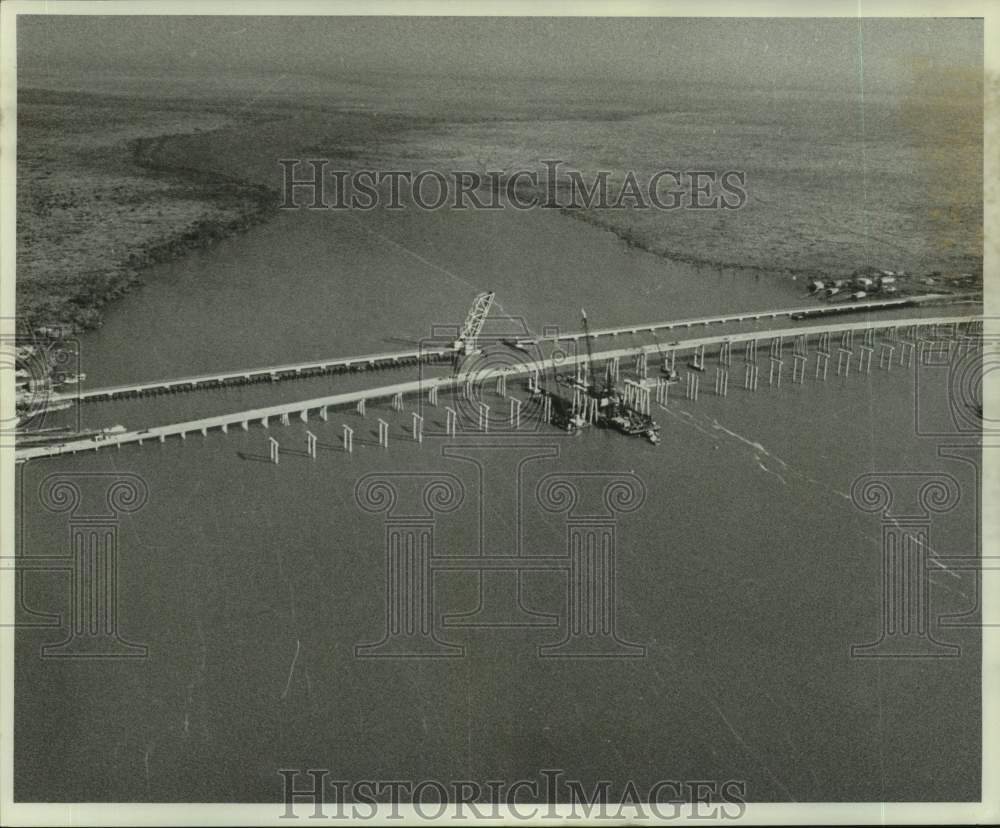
[453,291,495,355]
[581,308,616,405]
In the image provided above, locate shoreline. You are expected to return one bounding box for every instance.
[16,87,983,335]
[16,90,279,334]
[557,205,985,288]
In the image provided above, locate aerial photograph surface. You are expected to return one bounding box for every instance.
[3,7,991,825]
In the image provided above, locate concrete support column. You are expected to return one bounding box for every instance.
[720,341,732,367]
[792,354,807,383]
[268,436,280,464]
[306,430,317,459]
[478,403,489,432]
[815,351,830,381]
[655,377,669,406]
[392,392,403,412]
[859,346,874,374]
[715,367,730,396]
[685,373,700,401]
[378,418,389,448]
[342,425,353,453]
[319,406,328,422]
[509,398,521,428]
[357,398,366,417]
[837,348,852,377]
[412,413,423,443]
[878,343,895,370]
[769,357,783,387]
[692,344,705,371]
[445,407,458,437]
[900,341,915,368]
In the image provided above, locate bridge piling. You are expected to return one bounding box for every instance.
[900,341,915,368]
[342,425,353,453]
[377,418,389,448]
[879,344,895,370]
[445,406,458,437]
[357,399,366,417]
[280,413,290,426]
[859,346,873,375]
[836,349,850,377]
[792,354,807,383]
[306,431,317,459]
[412,413,424,443]
[509,398,521,429]
[268,437,280,464]
[720,341,732,368]
[692,344,705,371]
[478,403,489,432]
[769,357,783,388]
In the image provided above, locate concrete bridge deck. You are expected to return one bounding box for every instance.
[16,314,980,462]
[52,346,454,404]
[47,293,973,405]
[541,293,967,343]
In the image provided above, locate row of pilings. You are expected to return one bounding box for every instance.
[256,319,983,463]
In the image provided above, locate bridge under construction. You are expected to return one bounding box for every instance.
[42,291,973,406]
[14,303,983,462]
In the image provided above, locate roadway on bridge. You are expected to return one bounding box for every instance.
[16,313,982,461]
[49,292,978,404]
[29,296,981,435]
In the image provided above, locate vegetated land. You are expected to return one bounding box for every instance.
[17,72,984,334]
[382,84,984,285]
[16,89,275,332]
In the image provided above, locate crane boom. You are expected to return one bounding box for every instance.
[581,308,596,388]
[455,291,495,354]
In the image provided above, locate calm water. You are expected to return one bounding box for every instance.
[16,185,981,802]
